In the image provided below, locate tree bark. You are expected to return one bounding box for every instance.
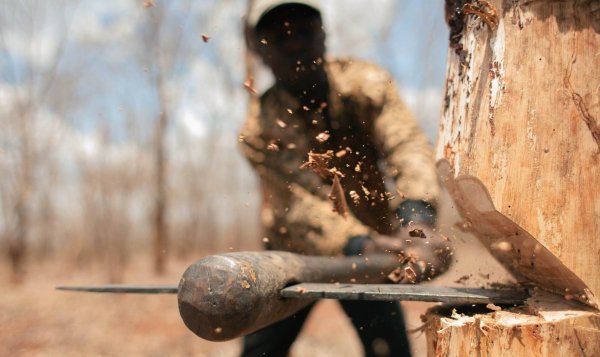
[427,0,600,355]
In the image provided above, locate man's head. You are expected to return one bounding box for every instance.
[246,0,327,97]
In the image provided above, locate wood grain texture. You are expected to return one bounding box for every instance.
[436,0,600,300]
[424,291,600,357]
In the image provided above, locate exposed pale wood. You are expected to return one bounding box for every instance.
[424,292,600,357]
[436,0,600,300]
[428,1,600,355]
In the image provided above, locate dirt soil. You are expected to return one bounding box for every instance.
[0,257,437,357]
[1,206,509,357]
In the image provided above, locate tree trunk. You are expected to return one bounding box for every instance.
[9,109,33,284]
[153,108,168,275]
[427,0,600,355]
[424,291,600,356]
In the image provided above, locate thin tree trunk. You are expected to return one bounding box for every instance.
[153,103,168,275]
[9,109,33,284]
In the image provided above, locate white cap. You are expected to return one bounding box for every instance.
[246,0,321,28]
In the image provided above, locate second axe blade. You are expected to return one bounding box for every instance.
[282,283,528,305]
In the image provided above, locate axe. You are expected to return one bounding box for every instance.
[57,251,528,341]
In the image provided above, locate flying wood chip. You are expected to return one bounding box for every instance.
[243,77,257,95]
[300,150,335,179]
[301,151,349,218]
[328,175,349,217]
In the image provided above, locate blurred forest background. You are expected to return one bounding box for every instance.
[0,0,448,283]
[1,1,503,355]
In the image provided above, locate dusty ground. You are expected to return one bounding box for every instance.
[0,215,511,357]
[0,256,442,357]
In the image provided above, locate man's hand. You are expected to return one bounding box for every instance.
[368,224,453,283]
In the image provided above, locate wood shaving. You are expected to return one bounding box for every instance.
[403,266,417,283]
[266,142,279,152]
[409,228,426,238]
[328,175,349,217]
[361,185,370,197]
[335,149,347,158]
[201,34,211,43]
[300,151,349,217]
[486,303,502,311]
[243,77,257,94]
[397,190,406,200]
[260,38,268,45]
[241,280,251,289]
[387,266,417,284]
[316,131,330,143]
[462,0,499,29]
[300,151,335,179]
[454,275,470,284]
[276,119,287,128]
[349,190,360,205]
[387,267,404,283]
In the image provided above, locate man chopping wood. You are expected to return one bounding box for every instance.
[239,0,452,355]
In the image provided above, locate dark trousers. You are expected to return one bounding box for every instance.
[241,300,412,357]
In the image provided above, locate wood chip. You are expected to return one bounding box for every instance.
[403,266,417,283]
[454,275,470,284]
[328,175,349,217]
[316,131,330,143]
[486,303,502,311]
[409,228,426,238]
[300,150,335,179]
[335,149,347,157]
[387,266,417,284]
[243,77,257,94]
[276,119,287,128]
[201,34,211,43]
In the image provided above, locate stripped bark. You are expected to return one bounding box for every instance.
[427,1,600,355]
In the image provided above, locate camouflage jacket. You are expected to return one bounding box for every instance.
[239,58,439,256]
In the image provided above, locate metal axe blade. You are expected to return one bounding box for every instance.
[56,284,178,294]
[57,283,528,305]
[282,283,528,305]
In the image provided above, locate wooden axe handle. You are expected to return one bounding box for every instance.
[177,251,402,341]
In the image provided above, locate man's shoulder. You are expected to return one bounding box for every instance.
[327,57,396,103]
[328,57,391,81]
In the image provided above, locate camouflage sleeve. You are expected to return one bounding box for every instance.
[239,97,374,256]
[282,182,374,256]
[371,69,440,209]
